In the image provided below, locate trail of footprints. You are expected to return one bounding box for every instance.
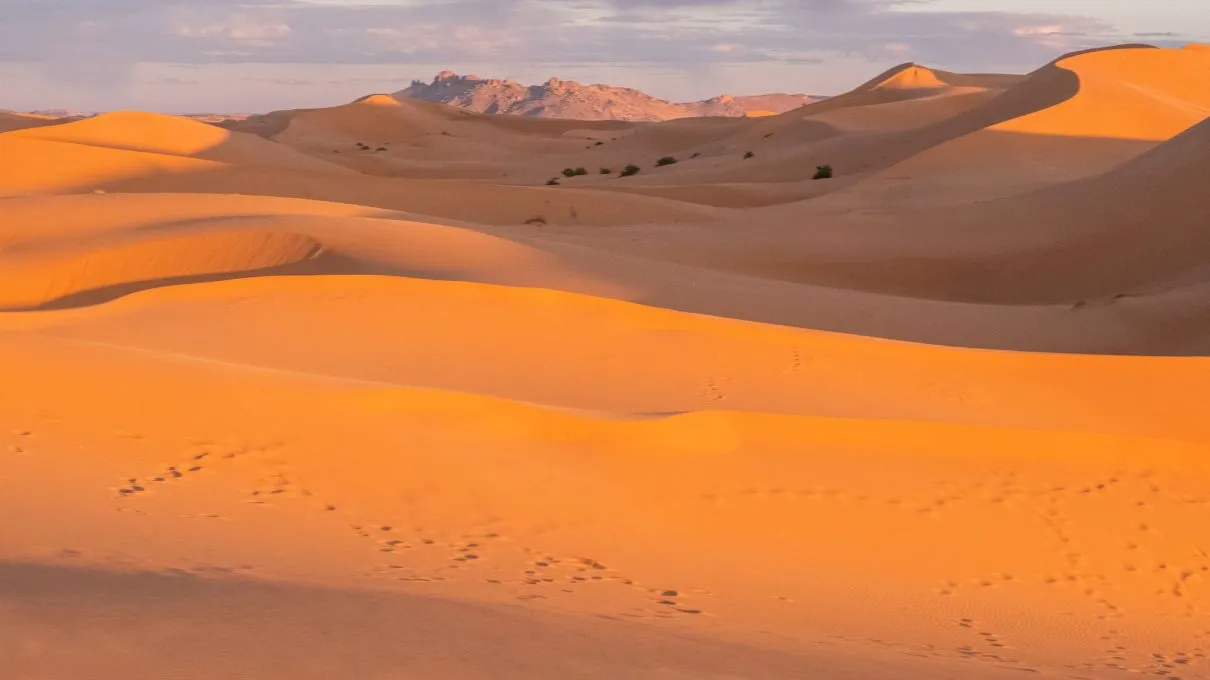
[112,444,289,502]
[348,518,711,618]
[113,443,714,619]
[106,440,1210,665]
[4,427,34,454]
[714,467,1210,674]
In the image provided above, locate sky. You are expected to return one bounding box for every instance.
[0,0,1207,113]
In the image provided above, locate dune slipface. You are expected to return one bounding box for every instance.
[2,44,1210,680]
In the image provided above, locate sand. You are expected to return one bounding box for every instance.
[2,44,1209,680]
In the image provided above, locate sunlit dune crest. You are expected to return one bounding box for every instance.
[3,42,1210,680]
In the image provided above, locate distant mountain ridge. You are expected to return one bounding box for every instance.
[393,71,820,122]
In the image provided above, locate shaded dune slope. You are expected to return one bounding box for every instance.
[764,114,1210,304]
[534,115,1210,353]
[0,111,67,133]
[5,190,1210,355]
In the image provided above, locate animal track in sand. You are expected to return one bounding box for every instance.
[701,378,727,404]
[783,348,806,375]
[4,427,34,454]
[112,444,277,499]
[724,468,1210,657]
[341,514,713,618]
[952,617,1019,665]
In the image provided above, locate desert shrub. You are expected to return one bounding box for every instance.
[691,152,701,159]
[574,167,588,176]
[376,147,387,152]
[744,151,754,159]
[562,167,577,178]
[524,216,547,225]
[813,164,833,180]
[546,178,560,186]
[600,168,612,174]
[595,141,605,146]
[655,156,678,167]
[620,164,641,177]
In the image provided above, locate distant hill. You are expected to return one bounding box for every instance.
[392,71,820,122]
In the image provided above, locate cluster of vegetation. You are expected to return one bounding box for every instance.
[542,149,833,187]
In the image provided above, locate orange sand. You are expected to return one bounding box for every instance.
[2,44,1209,679]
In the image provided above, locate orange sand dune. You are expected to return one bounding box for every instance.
[4,43,1210,680]
[650,46,1205,196]
[3,273,1206,440]
[8,110,353,174]
[0,135,225,195]
[826,45,1210,206]
[2,305,1209,678]
[1000,46,1210,139]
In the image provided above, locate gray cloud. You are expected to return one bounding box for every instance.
[0,0,1205,111]
[0,0,1154,68]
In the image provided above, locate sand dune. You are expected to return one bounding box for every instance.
[535,115,1210,352]
[827,45,1210,206]
[614,45,1206,199]
[2,191,1206,355]
[3,311,1209,678]
[0,110,65,133]
[9,110,353,174]
[3,43,1210,680]
[787,114,1210,304]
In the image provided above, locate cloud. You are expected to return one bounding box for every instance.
[0,0,1151,70]
[0,0,1205,110]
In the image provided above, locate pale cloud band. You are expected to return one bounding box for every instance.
[0,0,1204,112]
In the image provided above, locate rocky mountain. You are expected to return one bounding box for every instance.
[393,71,819,122]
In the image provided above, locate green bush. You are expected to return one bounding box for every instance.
[574,167,588,176]
[655,156,678,167]
[562,168,577,178]
[813,164,833,180]
[620,164,641,177]
[600,168,612,174]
